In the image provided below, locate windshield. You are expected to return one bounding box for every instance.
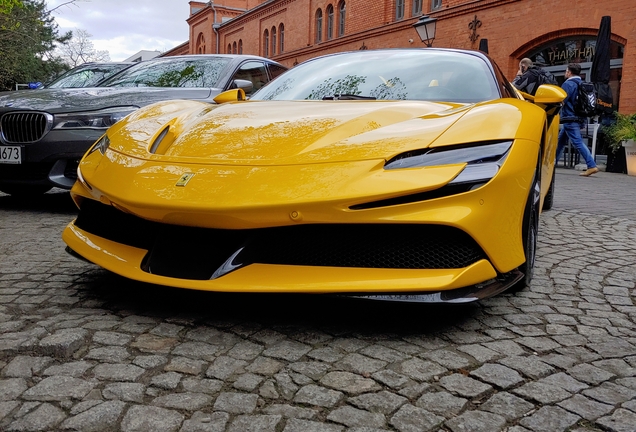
[252,50,500,103]
[46,64,130,88]
[98,57,232,88]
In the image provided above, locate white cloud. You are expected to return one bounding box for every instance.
[48,0,190,60]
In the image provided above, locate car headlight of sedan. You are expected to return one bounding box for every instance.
[385,141,512,186]
[53,106,138,129]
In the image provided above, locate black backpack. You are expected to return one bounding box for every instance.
[534,68,558,87]
[574,81,597,117]
[525,68,557,95]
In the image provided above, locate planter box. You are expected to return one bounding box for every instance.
[623,139,636,176]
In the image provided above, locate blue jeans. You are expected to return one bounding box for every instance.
[556,122,596,168]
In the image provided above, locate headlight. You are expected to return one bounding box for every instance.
[53,106,138,129]
[385,141,512,185]
[88,135,110,155]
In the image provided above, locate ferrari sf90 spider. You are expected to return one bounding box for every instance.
[63,48,566,303]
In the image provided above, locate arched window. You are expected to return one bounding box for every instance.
[238,39,243,54]
[395,0,404,20]
[232,41,237,54]
[525,35,624,111]
[196,33,206,54]
[279,24,285,53]
[227,43,231,54]
[271,26,277,56]
[315,9,323,43]
[327,5,334,40]
[412,0,422,16]
[263,29,269,57]
[338,1,345,37]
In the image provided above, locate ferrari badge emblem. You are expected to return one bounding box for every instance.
[176,173,195,187]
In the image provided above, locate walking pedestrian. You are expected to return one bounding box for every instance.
[555,63,599,176]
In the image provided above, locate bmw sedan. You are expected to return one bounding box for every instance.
[41,62,134,89]
[0,54,287,196]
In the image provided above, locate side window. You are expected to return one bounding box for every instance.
[492,62,517,99]
[231,61,269,95]
[268,64,287,80]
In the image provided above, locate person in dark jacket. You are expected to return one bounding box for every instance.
[555,63,598,176]
[512,58,542,95]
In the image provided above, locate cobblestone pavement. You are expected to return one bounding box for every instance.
[0,168,635,432]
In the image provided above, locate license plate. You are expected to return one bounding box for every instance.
[0,146,21,164]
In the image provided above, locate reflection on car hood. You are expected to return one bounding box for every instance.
[0,87,216,113]
[139,100,472,164]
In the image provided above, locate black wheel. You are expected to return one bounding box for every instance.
[511,158,541,292]
[542,168,555,211]
[0,184,52,197]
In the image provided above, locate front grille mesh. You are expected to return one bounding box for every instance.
[74,200,487,280]
[1,111,51,143]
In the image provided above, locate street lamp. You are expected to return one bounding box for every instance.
[413,15,437,47]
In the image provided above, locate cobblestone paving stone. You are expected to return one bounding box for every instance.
[0,168,635,431]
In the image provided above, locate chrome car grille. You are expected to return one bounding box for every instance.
[0,111,53,143]
[75,200,488,280]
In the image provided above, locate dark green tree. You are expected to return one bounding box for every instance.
[0,0,71,90]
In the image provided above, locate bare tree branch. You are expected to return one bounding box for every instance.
[57,28,110,67]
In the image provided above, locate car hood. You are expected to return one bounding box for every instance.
[0,87,216,113]
[110,99,519,165]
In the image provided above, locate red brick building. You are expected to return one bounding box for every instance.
[163,0,633,113]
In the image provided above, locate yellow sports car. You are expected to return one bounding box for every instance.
[63,48,566,303]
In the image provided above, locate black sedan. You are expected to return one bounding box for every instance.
[0,54,287,196]
[41,62,134,89]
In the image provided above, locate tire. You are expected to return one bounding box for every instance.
[0,184,52,197]
[511,157,541,292]
[542,168,555,211]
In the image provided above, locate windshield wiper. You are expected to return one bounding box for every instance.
[322,94,376,100]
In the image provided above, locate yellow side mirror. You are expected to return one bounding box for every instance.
[213,88,246,104]
[534,84,566,104]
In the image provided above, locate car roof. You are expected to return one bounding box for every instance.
[151,54,285,65]
[299,47,491,63]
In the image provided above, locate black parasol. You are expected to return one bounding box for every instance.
[591,16,613,113]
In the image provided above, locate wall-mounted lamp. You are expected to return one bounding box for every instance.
[412,15,437,47]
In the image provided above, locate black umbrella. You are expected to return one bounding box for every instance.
[591,16,613,113]
[478,38,488,54]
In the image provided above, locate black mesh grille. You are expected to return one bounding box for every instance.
[1,111,51,143]
[74,200,487,280]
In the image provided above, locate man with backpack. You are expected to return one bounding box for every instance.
[512,58,557,95]
[555,63,599,176]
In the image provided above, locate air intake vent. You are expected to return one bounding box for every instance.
[1,111,53,143]
[74,200,488,280]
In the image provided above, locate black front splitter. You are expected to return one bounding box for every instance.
[342,270,524,304]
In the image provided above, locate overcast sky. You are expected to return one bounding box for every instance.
[48,0,190,61]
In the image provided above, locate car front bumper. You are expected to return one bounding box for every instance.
[0,129,102,189]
